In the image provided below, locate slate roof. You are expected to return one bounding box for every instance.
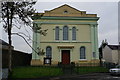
[0,39,9,46]
[0,39,14,50]
[108,45,119,50]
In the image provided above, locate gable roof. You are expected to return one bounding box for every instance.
[107,45,119,50]
[0,39,14,50]
[0,39,9,46]
[49,4,82,13]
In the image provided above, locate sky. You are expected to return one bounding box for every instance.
[1,0,119,53]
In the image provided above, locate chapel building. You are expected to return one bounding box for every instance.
[31,4,100,66]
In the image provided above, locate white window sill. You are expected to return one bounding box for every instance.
[71,41,77,42]
[61,41,70,42]
[79,59,87,61]
[55,40,60,42]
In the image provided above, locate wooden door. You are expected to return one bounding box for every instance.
[62,50,70,64]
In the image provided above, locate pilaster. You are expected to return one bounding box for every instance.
[90,24,99,59]
[32,23,36,59]
[94,25,99,59]
[32,23,40,59]
[90,25,95,58]
[59,27,63,42]
[69,28,72,42]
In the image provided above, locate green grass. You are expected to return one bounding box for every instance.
[75,66,109,74]
[10,66,109,78]
[10,66,63,78]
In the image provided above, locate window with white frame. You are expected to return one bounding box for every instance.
[93,52,96,58]
[55,26,59,40]
[72,27,76,40]
[46,46,52,58]
[80,46,86,59]
[63,26,68,40]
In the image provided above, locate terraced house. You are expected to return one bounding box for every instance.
[31,4,100,66]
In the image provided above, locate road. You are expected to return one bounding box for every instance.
[53,73,120,80]
[7,73,120,80]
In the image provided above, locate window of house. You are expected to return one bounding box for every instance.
[64,10,68,13]
[93,52,96,58]
[55,26,59,40]
[72,27,76,40]
[46,46,52,58]
[63,26,68,40]
[80,46,86,59]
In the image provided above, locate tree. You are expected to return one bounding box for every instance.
[1,0,45,73]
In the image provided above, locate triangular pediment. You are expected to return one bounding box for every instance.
[35,4,97,17]
[48,4,83,14]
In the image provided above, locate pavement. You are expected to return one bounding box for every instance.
[6,73,120,80]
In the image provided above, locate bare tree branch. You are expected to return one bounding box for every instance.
[18,32,32,41]
[23,24,32,40]
[1,1,37,73]
[11,33,38,54]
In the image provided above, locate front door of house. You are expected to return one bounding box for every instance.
[62,50,70,64]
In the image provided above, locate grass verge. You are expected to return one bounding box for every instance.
[10,66,63,78]
[75,66,109,74]
[10,66,109,78]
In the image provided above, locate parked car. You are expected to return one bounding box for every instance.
[109,65,120,75]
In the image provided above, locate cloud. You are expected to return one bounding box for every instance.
[36,0,119,2]
[99,29,118,45]
[1,2,118,53]
[12,35,32,53]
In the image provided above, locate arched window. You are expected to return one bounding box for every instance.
[63,26,68,40]
[46,46,52,58]
[80,46,86,59]
[72,27,76,40]
[55,27,59,40]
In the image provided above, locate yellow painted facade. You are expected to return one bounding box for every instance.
[38,24,91,42]
[31,4,99,66]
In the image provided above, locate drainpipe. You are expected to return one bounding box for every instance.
[118,42,120,65]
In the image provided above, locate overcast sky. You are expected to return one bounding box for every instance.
[1,1,119,53]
